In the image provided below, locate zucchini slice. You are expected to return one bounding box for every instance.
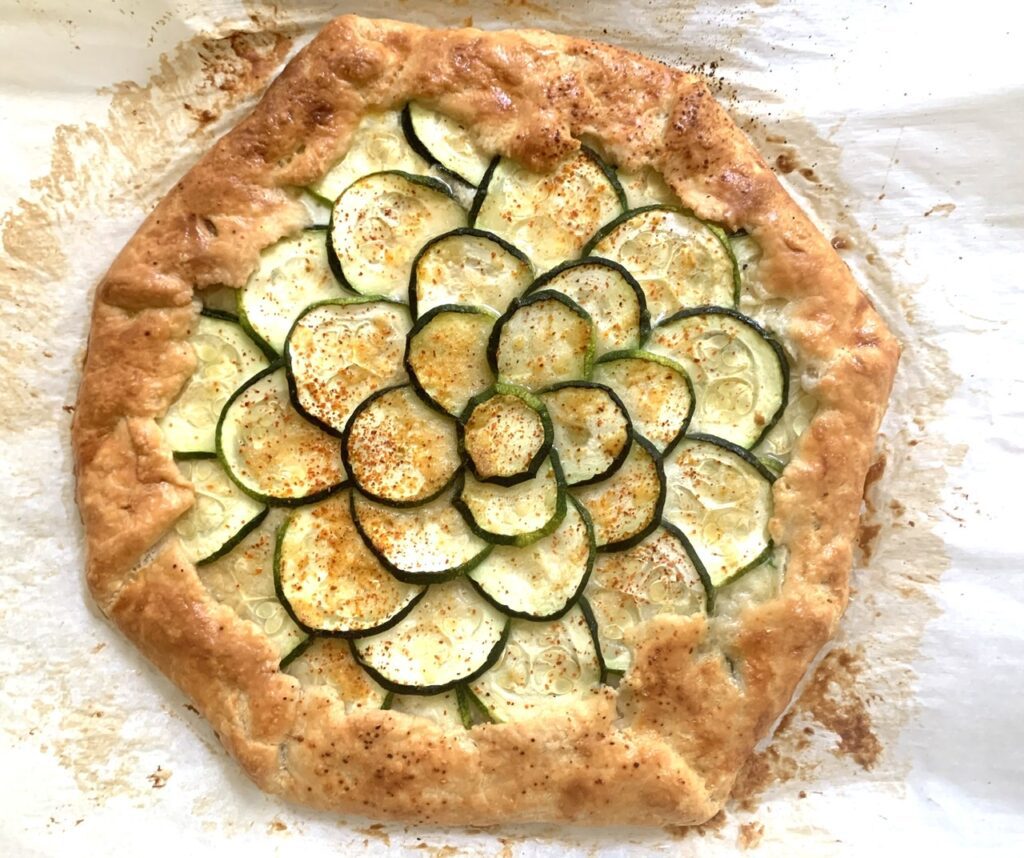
[539,381,631,486]
[410,228,534,318]
[343,385,460,507]
[217,366,346,505]
[405,305,496,416]
[237,228,344,356]
[460,384,552,486]
[198,286,241,316]
[526,259,650,357]
[583,206,738,321]
[617,168,680,209]
[661,435,775,587]
[591,350,694,453]
[469,495,595,621]
[573,434,665,551]
[472,149,625,272]
[402,103,491,186]
[586,524,709,672]
[384,688,471,728]
[173,457,267,565]
[281,637,387,712]
[275,492,424,636]
[455,454,567,547]
[159,313,268,456]
[489,291,595,390]
[350,489,492,583]
[328,171,466,301]
[646,307,788,449]
[311,110,428,203]
[196,511,304,658]
[285,299,411,435]
[468,604,602,723]
[352,578,509,695]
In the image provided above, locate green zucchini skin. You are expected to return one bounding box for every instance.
[457,383,554,487]
[579,144,629,211]
[199,306,242,325]
[467,156,500,226]
[278,635,314,671]
[399,103,482,189]
[468,494,596,622]
[215,362,348,508]
[272,513,427,639]
[348,489,494,584]
[407,226,532,319]
[684,431,780,484]
[647,306,790,450]
[525,256,652,348]
[659,519,717,613]
[196,505,270,567]
[577,595,609,685]
[538,380,633,487]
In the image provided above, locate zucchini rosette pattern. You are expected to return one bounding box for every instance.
[161,105,799,727]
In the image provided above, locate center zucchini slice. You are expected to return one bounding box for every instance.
[405,304,496,416]
[646,307,788,449]
[573,434,666,551]
[540,381,632,486]
[455,454,567,546]
[460,384,553,486]
[468,604,603,723]
[328,171,466,301]
[285,299,411,435]
[342,385,460,507]
[472,148,625,272]
[275,492,424,636]
[217,365,346,506]
[661,435,775,587]
[489,291,595,390]
[237,228,344,356]
[160,312,268,456]
[352,578,510,695]
[468,495,595,621]
[584,206,738,321]
[350,489,492,583]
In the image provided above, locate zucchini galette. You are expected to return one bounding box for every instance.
[72,16,898,826]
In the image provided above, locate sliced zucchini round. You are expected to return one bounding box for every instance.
[472,148,625,272]
[173,457,267,565]
[275,492,424,636]
[160,313,268,456]
[468,604,602,723]
[285,299,411,435]
[311,110,428,203]
[280,637,387,712]
[237,228,344,356]
[591,350,694,453]
[198,287,241,316]
[342,384,460,507]
[526,259,650,357]
[402,103,491,186]
[409,228,534,318]
[488,291,595,390]
[350,489,492,584]
[661,434,775,588]
[646,307,789,449]
[352,578,510,695]
[583,206,738,321]
[539,381,631,486]
[455,454,567,547]
[405,305,496,416]
[459,384,552,486]
[383,688,470,728]
[217,365,346,505]
[469,495,594,621]
[328,171,466,301]
[586,524,709,672]
[197,510,304,658]
[573,434,665,551]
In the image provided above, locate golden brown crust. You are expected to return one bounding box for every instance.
[72,15,898,825]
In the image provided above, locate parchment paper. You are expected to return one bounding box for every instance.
[1,1,1022,854]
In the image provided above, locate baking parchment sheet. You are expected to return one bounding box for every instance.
[1,1,1022,854]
